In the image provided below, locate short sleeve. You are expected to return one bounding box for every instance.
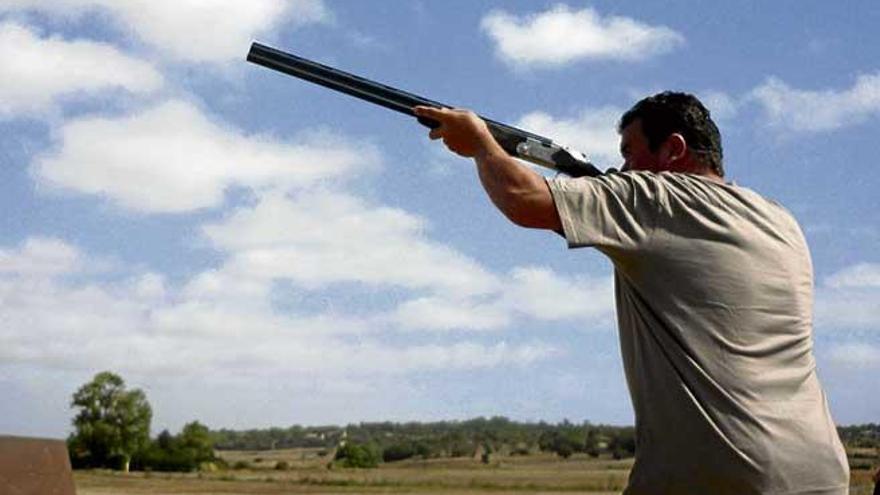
[546,172,659,255]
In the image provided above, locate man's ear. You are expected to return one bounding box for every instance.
[660,133,688,166]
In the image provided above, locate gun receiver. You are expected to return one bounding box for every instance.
[247,42,604,178]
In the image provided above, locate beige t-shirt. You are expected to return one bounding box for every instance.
[547,171,849,495]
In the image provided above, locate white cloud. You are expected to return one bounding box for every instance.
[827,343,880,369]
[0,0,329,63]
[751,72,880,132]
[814,290,880,330]
[0,237,557,378]
[388,267,615,332]
[698,90,739,121]
[0,237,80,277]
[199,189,616,331]
[824,262,880,289]
[814,262,880,331]
[0,22,162,116]
[200,189,501,296]
[504,267,614,322]
[391,296,510,332]
[480,4,684,69]
[516,107,623,168]
[33,100,375,213]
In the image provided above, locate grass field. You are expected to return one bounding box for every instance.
[73,448,877,494]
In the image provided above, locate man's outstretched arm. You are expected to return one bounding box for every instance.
[414,106,562,231]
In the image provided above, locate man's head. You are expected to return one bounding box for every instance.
[618,92,724,177]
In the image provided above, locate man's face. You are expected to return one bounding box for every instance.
[619,119,663,173]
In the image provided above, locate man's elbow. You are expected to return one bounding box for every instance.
[502,195,562,231]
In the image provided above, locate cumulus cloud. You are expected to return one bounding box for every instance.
[698,90,739,121]
[481,4,684,69]
[391,296,510,332]
[389,267,615,332]
[0,237,558,378]
[751,72,880,132]
[504,267,614,322]
[33,100,375,213]
[0,0,329,62]
[516,107,623,168]
[0,22,162,116]
[827,343,880,369]
[814,262,880,331]
[815,291,880,330]
[824,262,880,289]
[0,237,81,277]
[198,190,616,330]
[200,189,501,296]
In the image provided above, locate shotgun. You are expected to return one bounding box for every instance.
[246,42,604,178]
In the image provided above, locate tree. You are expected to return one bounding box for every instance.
[538,428,583,459]
[382,442,417,463]
[68,371,152,472]
[134,421,215,472]
[584,428,601,457]
[334,442,381,468]
[178,421,215,465]
[608,427,636,459]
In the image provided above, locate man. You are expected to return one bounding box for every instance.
[414,92,850,494]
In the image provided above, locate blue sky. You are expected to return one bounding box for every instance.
[0,1,878,438]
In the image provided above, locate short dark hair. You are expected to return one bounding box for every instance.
[618,91,724,177]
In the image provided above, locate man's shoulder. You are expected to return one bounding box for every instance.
[655,172,788,210]
[654,173,806,242]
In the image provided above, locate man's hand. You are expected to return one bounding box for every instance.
[413,106,495,158]
[413,106,561,231]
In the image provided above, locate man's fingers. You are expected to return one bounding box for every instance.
[413,105,445,120]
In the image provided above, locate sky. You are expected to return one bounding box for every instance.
[0,1,878,438]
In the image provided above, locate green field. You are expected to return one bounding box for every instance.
[72,448,877,494]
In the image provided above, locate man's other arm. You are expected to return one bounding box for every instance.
[413,106,562,231]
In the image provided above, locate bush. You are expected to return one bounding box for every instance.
[511,443,531,456]
[129,424,216,473]
[274,461,290,470]
[335,443,380,468]
[133,445,198,472]
[538,430,581,459]
[413,442,434,458]
[608,428,636,459]
[383,443,416,463]
[448,442,473,458]
[233,460,251,470]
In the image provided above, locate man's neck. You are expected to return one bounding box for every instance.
[668,159,724,183]
[693,169,725,184]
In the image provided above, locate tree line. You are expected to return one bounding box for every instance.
[66,371,877,472]
[213,417,637,465]
[837,423,880,449]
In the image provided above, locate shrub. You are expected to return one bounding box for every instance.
[382,443,416,463]
[335,443,380,468]
[511,448,529,456]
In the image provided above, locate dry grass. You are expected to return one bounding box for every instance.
[75,450,627,494]
[73,448,876,495]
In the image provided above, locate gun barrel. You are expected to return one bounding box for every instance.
[246,42,603,177]
[248,42,448,120]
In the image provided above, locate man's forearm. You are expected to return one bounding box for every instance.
[474,139,561,230]
[411,105,562,231]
